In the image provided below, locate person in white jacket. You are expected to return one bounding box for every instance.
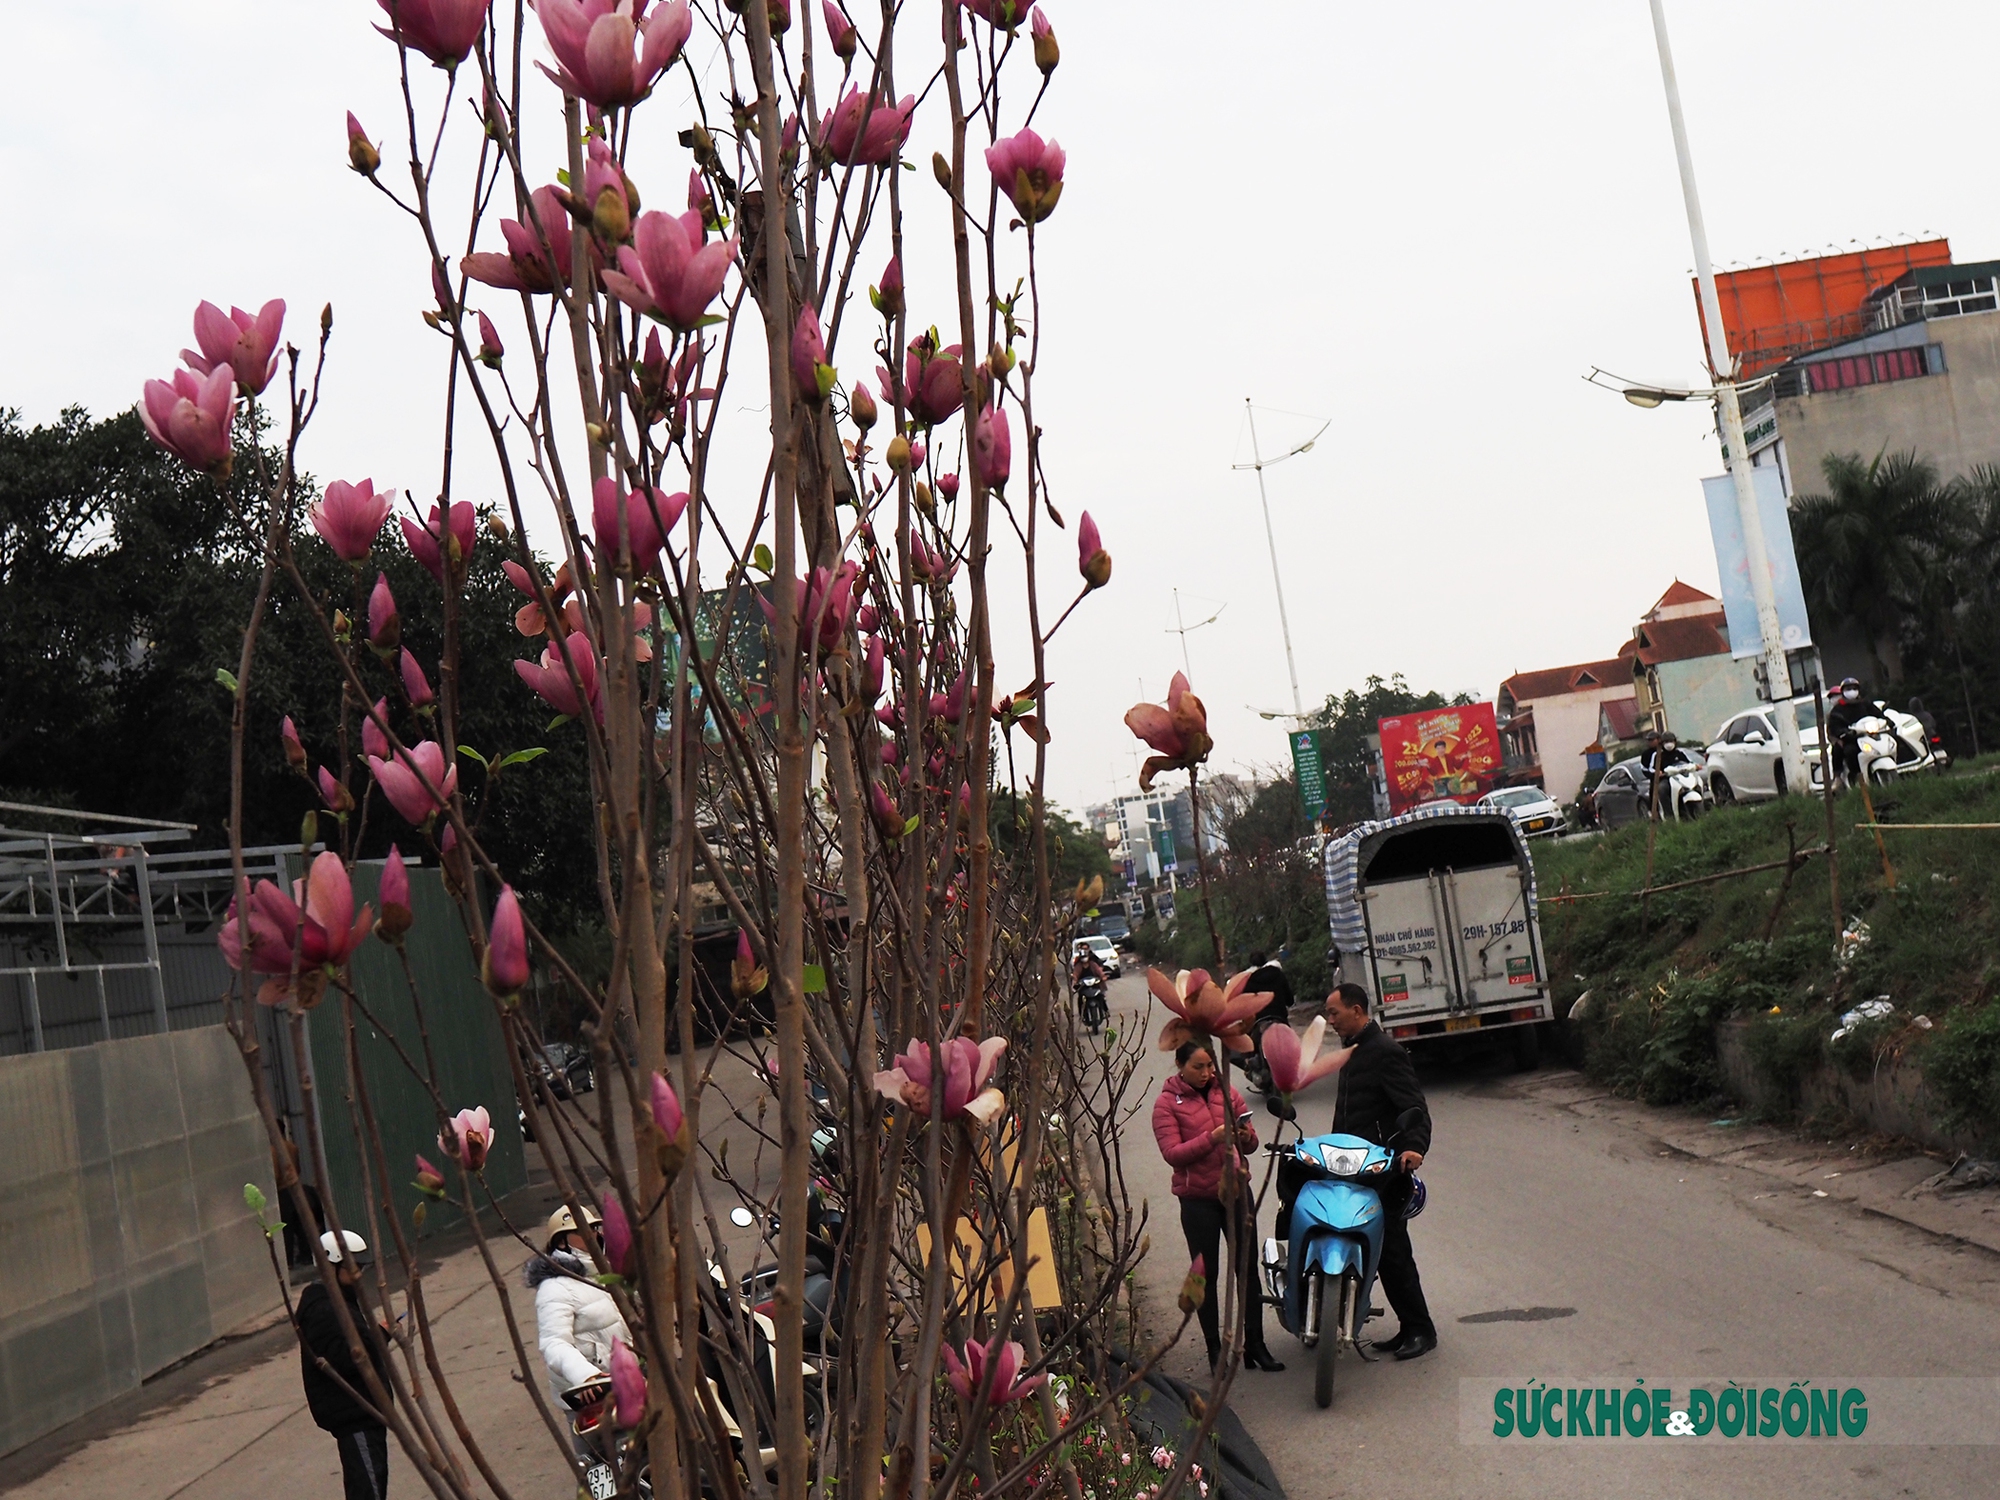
[527,1205,632,1409]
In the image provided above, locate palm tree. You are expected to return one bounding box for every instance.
[1791,450,1958,684]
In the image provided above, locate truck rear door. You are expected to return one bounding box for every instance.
[1441,864,1545,1014]
[1361,873,1461,1026]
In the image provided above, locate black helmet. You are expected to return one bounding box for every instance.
[1839,676,1862,698]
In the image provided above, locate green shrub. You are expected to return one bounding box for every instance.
[1923,998,2000,1143]
[1743,1010,1827,1115]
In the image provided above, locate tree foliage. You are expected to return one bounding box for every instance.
[1308,672,1470,827]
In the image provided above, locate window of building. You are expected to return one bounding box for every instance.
[1886,273,1998,323]
[1803,343,1941,394]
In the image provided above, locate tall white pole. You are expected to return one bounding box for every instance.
[1246,399,1306,716]
[1648,0,1809,796]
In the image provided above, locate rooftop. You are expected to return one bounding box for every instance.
[1630,613,1731,666]
[1500,657,1632,705]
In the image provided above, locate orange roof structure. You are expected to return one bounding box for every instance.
[1499,658,1630,705]
[1696,240,1952,378]
[1630,614,1730,666]
[1649,580,1717,613]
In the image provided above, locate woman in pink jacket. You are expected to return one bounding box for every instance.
[1152,1041,1284,1373]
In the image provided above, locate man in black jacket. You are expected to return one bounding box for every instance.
[1272,983,1438,1359]
[298,1230,392,1500]
[1245,950,1295,1034]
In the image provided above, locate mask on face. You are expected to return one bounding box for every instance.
[1843,688,1859,701]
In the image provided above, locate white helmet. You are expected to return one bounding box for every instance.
[320,1229,369,1263]
[544,1203,603,1252]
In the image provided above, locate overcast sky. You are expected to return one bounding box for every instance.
[8,2,2000,818]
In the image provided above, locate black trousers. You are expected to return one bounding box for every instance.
[335,1425,389,1500]
[1178,1191,1270,1363]
[1275,1163,1435,1341]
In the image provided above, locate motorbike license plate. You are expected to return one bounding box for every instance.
[586,1463,618,1499]
[1444,1016,1479,1033]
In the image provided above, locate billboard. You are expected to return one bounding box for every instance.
[1377,703,1501,816]
[1289,728,1327,822]
[1697,240,1950,377]
[1702,466,1813,659]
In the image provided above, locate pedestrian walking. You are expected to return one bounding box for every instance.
[296,1231,391,1500]
[1151,1041,1285,1373]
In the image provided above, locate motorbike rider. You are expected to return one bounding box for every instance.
[1071,944,1109,988]
[1639,729,1692,817]
[527,1205,632,1417]
[1244,949,1295,1037]
[1908,695,1940,750]
[1825,677,1871,786]
[1272,983,1437,1361]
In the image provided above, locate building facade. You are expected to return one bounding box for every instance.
[1624,581,1764,746]
[1495,658,1634,805]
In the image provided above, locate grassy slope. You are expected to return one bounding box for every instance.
[1531,759,2000,1144]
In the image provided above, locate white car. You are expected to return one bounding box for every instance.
[1073,935,1120,972]
[1476,784,1565,838]
[1703,701,1934,803]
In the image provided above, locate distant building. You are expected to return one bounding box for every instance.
[1703,239,2000,497]
[1584,696,1644,773]
[1495,659,1634,805]
[1624,581,1763,745]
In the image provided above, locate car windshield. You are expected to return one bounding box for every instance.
[1488,787,1547,808]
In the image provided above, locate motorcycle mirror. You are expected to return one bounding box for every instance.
[729,1206,756,1229]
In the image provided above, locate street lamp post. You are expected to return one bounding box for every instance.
[1647,0,1811,797]
[1235,400,1329,719]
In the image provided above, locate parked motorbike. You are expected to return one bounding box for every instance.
[1261,1111,1427,1409]
[1640,757,1707,821]
[1074,970,1108,1032]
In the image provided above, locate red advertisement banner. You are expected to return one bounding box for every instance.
[1377,703,1501,816]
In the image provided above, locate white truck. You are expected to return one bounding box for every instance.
[1322,803,1552,1068]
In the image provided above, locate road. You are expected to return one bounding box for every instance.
[1104,969,2000,1500]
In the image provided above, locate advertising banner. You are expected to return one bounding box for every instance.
[1377,702,1501,816]
[1289,729,1328,822]
[1702,466,1813,659]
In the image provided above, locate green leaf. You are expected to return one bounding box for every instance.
[815,363,838,399]
[457,745,491,770]
[215,668,239,693]
[497,747,549,770]
[751,543,774,575]
[547,714,573,732]
[592,1271,628,1288]
[556,167,572,187]
[244,1183,267,1213]
[696,313,728,328]
[801,963,827,994]
[902,814,921,835]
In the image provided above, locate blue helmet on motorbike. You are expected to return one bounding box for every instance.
[1404,1176,1427,1219]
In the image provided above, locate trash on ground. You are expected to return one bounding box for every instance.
[1911,1155,2000,1195]
[1830,997,1895,1042]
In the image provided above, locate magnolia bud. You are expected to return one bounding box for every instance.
[346,112,380,177]
[1031,10,1059,75]
[593,185,631,245]
[332,609,351,640]
[849,384,878,431]
[886,434,912,473]
[486,513,510,539]
[932,152,953,191]
[913,481,933,515]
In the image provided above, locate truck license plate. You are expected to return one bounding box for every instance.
[1445,1016,1478,1033]
[586,1463,618,1499]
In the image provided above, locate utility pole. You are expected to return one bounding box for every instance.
[1648,0,1810,797]
[1242,399,1309,717]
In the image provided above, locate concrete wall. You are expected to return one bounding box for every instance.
[0,1026,279,1456]
[1777,308,2000,491]
[1530,688,1632,805]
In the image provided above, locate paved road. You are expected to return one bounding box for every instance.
[1106,970,2000,1500]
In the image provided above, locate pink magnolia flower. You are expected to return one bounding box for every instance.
[960,0,1030,25]
[1030,6,1057,73]
[537,0,691,107]
[413,1153,446,1196]
[368,741,458,823]
[868,779,904,840]
[347,112,380,177]
[760,561,860,654]
[823,0,856,59]
[1261,1016,1353,1096]
[368,575,400,652]
[941,1337,1044,1408]
[1178,1255,1207,1314]
[475,311,504,367]
[650,1070,684,1140]
[363,698,393,761]
[906,529,957,586]
[462,186,577,294]
[600,1189,632,1273]
[482,885,529,996]
[217,851,373,1003]
[937,472,960,502]
[873,1035,1007,1123]
[311,479,394,561]
[872,254,903,316]
[857,634,885,702]
[399,649,435,707]
[1145,966,1269,1054]
[281,716,307,772]
[822,87,915,167]
[515,634,602,720]
[139,365,236,475]
[908,438,926,470]
[376,845,414,941]
[1124,671,1211,789]
[602,210,738,332]
[374,0,491,68]
[316,767,354,814]
[402,500,476,583]
[181,299,286,397]
[1077,510,1111,589]
[792,305,830,401]
[972,403,1011,491]
[592,476,687,579]
[608,1338,644,1427]
[985,127,1064,223]
[929,668,969,724]
[439,1105,494,1169]
[878,332,962,427]
[730,928,768,998]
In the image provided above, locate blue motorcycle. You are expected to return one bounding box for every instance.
[1261,1117,1424,1407]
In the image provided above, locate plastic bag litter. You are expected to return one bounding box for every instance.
[1912,1155,2000,1195]
[1836,920,1872,968]
[1829,996,1895,1042]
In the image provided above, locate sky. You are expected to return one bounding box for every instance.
[8,2,2000,819]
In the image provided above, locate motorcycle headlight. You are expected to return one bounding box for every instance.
[1318,1144,1370,1176]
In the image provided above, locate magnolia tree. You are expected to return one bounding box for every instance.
[124,2,1241,1498]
